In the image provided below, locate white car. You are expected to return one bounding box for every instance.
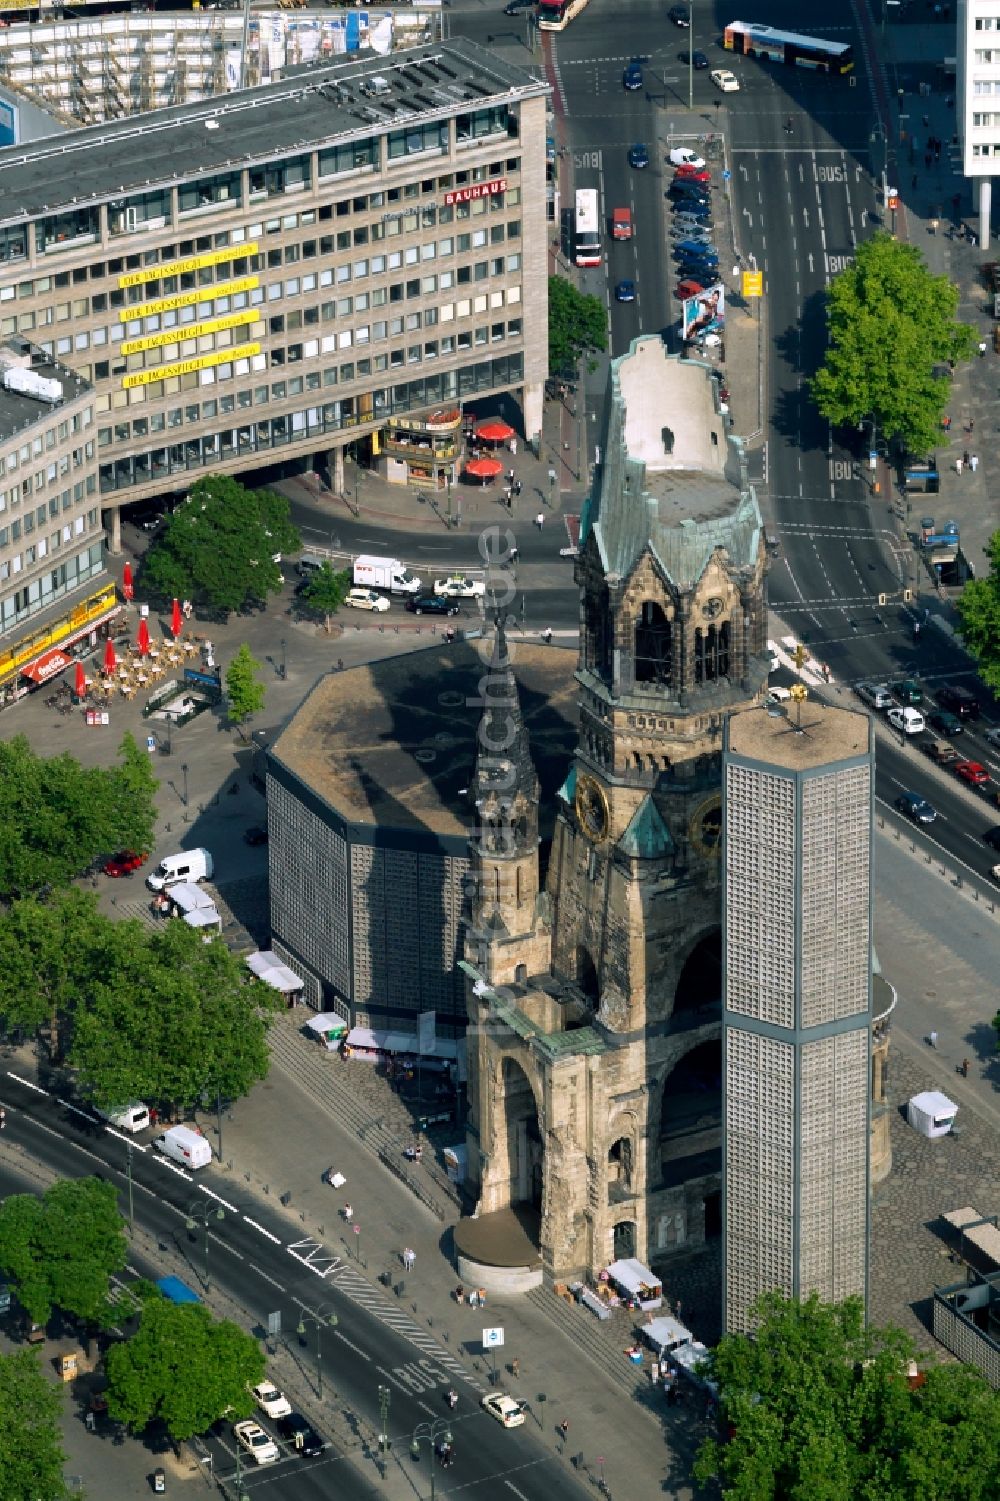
[481,1393,525,1429]
[252,1381,292,1420]
[433,574,486,599]
[668,146,706,171]
[234,1420,280,1465]
[767,685,792,703]
[345,587,390,612]
[710,68,740,93]
[888,706,926,736]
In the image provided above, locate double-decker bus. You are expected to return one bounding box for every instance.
[538,0,591,32]
[723,21,854,74]
[574,188,601,267]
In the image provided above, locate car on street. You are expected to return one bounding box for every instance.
[926,710,963,737]
[676,252,719,272]
[921,738,962,766]
[983,826,1000,850]
[887,706,925,736]
[234,1421,279,1465]
[891,678,924,706]
[243,826,268,846]
[481,1393,526,1429]
[668,4,690,24]
[954,760,991,788]
[103,850,147,878]
[669,179,710,199]
[277,1412,324,1457]
[767,685,792,703]
[854,681,893,710]
[710,68,740,92]
[674,239,719,260]
[673,165,712,183]
[345,587,390,612]
[434,573,486,599]
[504,0,534,11]
[615,279,637,302]
[674,278,705,300]
[937,682,980,720]
[895,792,937,825]
[628,142,650,169]
[668,147,706,170]
[985,726,1000,750]
[253,1382,293,1420]
[673,211,714,230]
[680,49,710,68]
[623,60,643,91]
[405,593,460,616]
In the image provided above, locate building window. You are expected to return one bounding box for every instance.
[387,121,449,160]
[178,170,241,215]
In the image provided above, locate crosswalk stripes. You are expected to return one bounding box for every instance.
[331,1267,486,1392]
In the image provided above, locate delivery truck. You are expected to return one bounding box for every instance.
[155,1125,213,1170]
[353,555,422,595]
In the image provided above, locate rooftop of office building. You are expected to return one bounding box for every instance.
[0,339,91,444]
[0,37,548,226]
[726,698,871,770]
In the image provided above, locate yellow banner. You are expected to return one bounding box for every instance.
[121,311,259,357]
[121,342,261,390]
[741,270,764,299]
[118,243,259,290]
[0,582,119,686]
[121,276,259,323]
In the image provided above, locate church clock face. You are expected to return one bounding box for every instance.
[575,773,610,843]
[689,794,722,855]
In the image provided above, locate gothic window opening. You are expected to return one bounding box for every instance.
[635,601,673,686]
[608,1136,634,1203]
[585,583,612,677]
[694,621,731,683]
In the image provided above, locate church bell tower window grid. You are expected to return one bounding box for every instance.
[634,600,673,687]
[694,620,731,684]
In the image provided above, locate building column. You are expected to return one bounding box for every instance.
[329,446,346,495]
[522,380,544,456]
[977,178,992,250]
[106,505,122,556]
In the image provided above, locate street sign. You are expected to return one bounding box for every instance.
[482,1326,505,1349]
[869,450,877,470]
[741,270,764,299]
[267,1311,281,1336]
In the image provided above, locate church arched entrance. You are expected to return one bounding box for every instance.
[659,1040,722,1187]
[673,930,721,1016]
[501,1057,543,1216]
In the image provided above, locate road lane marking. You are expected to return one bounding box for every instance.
[331,1330,371,1361]
[244,1216,282,1244]
[202,1186,238,1211]
[6,1073,47,1095]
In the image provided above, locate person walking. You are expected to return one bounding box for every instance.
[929,1030,938,1049]
[536,510,545,530]
[961,1058,970,1077]
[343,1203,353,1223]
[970,453,979,472]
[557,1419,570,1443]
[955,456,963,476]
[979,340,988,358]
[509,435,517,457]
[511,1358,520,1379]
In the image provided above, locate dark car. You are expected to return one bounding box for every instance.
[982,826,1000,850]
[623,61,643,91]
[243,826,268,846]
[628,142,650,169]
[680,48,710,68]
[674,238,718,259]
[937,683,980,720]
[104,850,147,878]
[895,793,937,825]
[277,1412,324,1457]
[615,279,637,303]
[673,211,714,229]
[927,710,963,738]
[504,0,534,11]
[669,178,710,198]
[405,594,460,616]
[891,678,924,706]
[669,3,690,23]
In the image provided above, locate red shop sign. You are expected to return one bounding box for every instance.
[444,177,507,206]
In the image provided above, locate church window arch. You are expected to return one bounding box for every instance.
[694,620,732,684]
[635,601,673,686]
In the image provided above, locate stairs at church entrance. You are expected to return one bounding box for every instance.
[526,1278,654,1403]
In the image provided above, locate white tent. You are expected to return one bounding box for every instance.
[639,1314,692,1354]
[605,1258,663,1309]
[345,1026,459,1065]
[305,1012,349,1050]
[246,950,305,1003]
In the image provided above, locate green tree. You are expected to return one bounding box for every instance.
[141,474,300,616]
[548,275,607,378]
[301,562,351,633]
[811,234,976,454]
[0,890,124,1054]
[0,1178,127,1328]
[70,918,277,1115]
[225,642,266,727]
[956,529,1000,697]
[105,1296,264,1441]
[694,1292,1000,1501]
[0,1349,73,1501]
[0,734,157,901]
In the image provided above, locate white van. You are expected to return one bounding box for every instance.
[98,1102,150,1134]
[155,1125,213,1170]
[147,848,214,891]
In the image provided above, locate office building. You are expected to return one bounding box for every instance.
[958,1,998,240]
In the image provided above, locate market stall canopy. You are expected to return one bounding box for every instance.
[346,1025,459,1063]
[640,1314,692,1353]
[464,457,504,479]
[22,647,72,683]
[246,949,305,998]
[474,419,515,443]
[305,1012,349,1046]
[606,1258,663,1306]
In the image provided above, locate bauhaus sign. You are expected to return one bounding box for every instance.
[444,177,506,206]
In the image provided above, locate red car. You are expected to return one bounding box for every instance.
[675,278,705,301]
[673,166,711,184]
[104,850,147,878]
[954,761,991,788]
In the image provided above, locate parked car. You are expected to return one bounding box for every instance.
[252,1382,292,1420]
[674,239,719,260]
[405,594,460,616]
[954,760,991,788]
[895,792,937,824]
[104,850,146,878]
[680,49,710,68]
[710,68,740,92]
[234,1421,279,1465]
[673,165,712,184]
[434,574,486,599]
[984,726,1000,750]
[887,706,925,736]
[628,142,650,169]
[277,1412,324,1457]
[926,710,963,738]
[668,147,706,170]
[623,60,643,91]
[983,826,1000,850]
[345,587,390,612]
[481,1393,526,1429]
[891,678,923,706]
[669,180,710,200]
[615,279,637,303]
[674,279,706,301]
[937,683,981,720]
[668,3,690,23]
[855,681,892,710]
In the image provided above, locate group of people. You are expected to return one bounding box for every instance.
[454,1284,488,1308]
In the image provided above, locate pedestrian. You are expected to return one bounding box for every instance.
[979,341,987,357]
[970,453,979,472]
[675,1298,683,1319]
[477,1288,487,1307]
[344,1203,353,1223]
[510,436,517,457]
[557,1419,569,1442]
[514,480,522,497]
[934,142,941,160]
[942,414,952,431]
[468,1289,479,1309]
[508,468,515,486]
[455,1285,465,1304]
[961,1058,970,1077]
[930,1030,938,1049]
[963,450,971,469]
[543,627,553,645]
[547,465,556,489]
[968,417,975,433]
[536,510,545,530]
[0,1107,5,1130]
[512,1357,520,1378]
[955,456,963,475]
[403,1246,416,1271]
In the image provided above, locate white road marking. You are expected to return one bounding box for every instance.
[151,1156,193,1182]
[6,1073,47,1095]
[245,1216,282,1245]
[201,1186,237,1211]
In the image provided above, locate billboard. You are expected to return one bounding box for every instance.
[0,98,18,148]
[681,282,726,342]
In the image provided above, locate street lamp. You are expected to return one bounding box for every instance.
[410,1419,453,1501]
[688,1,694,112]
[186,1200,225,1291]
[181,762,189,808]
[296,1305,339,1401]
[279,638,286,680]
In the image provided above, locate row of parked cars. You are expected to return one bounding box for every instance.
[234,1382,323,1464]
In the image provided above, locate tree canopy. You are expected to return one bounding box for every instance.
[955,529,1000,698]
[0,1178,127,1328]
[548,275,607,378]
[0,1349,72,1501]
[301,562,350,632]
[141,474,300,616]
[0,889,120,1052]
[0,734,157,902]
[694,1292,1000,1501]
[224,642,266,726]
[810,234,975,455]
[105,1295,263,1441]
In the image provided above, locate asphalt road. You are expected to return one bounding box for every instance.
[0,1081,590,1501]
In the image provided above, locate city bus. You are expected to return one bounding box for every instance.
[574,188,601,267]
[538,0,591,31]
[723,21,854,74]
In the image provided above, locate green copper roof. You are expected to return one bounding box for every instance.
[619,794,674,859]
[557,763,577,804]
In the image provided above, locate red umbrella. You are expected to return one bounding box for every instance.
[474,419,515,444]
[170,598,183,639]
[122,562,134,602]
[103,639,117,676]
[464,457,504,481]
[74,661,87,698]
[136,617,151,656]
